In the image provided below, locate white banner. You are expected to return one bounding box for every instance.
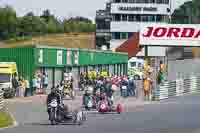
[74,51,79,65]
[57,50,63,65]
[140,23,200,46]
[67,50,71,65]
[38,49,43,64]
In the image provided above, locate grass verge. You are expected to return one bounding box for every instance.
[0,111,13,128]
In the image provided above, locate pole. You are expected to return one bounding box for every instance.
[144,46,149,100]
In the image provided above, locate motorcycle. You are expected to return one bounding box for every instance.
[49,98,58,125]
[97,97,123,114]
[48,99,86,125]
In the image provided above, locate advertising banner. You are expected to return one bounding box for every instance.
[57,50,63,65]
[67,50,72,65]
[38,49,43,64]
[140,23,200,46]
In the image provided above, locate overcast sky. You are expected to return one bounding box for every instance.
[0,0,191,21]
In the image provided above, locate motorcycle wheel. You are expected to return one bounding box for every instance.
[82,111,87,121]
[51,120,56,125]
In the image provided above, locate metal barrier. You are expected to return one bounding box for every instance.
[0,89,4,110]
[153,75,200,101]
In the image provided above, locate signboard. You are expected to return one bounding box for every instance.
[57,50,63,65]
[67,50,72,65]
[111,4,169,15]
[119,6,157,12]
[38,49,43,64]
[140,24,200,46]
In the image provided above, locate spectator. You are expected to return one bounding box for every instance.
[37,75,42,94]
[121,77,128,98]
[24,77,30,97]
[12,73,19,96]
[32,76,37,95]
[128,77,136,97]
[43,74,48,94]
[19,77,26,97]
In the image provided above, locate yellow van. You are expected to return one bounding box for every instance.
[0,62,18,98]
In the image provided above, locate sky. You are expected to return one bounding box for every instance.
[0,0,191,21]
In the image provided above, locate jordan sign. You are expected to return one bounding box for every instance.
[140,24,200,46]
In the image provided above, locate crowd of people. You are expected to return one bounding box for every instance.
[13,73,49,97]
[79,71,136,98]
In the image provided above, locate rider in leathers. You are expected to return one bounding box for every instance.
[47,87,61,120]
[47,86,69,120]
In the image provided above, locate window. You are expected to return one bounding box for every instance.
[164,0,169,4]
[136,15,141,21]
[122,0,128,2]
[0,73,11,83]
[121,32,127,39]
[141,15,149,22]
[148,15,155,22]
[128,14,137,21]
[114,0,121,3]
[128,0,136,3]
[156,15,162,22]
[138,63,142,68]
[130,62,136,67]
[122,14,128,21]
[156,0,167,4]
[114,14,121,21]
[128,0,156,3]
[128,32,134,38]
[112,32,120,39]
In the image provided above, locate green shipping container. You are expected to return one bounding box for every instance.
[0,46,36,80]
[0,45,128,79]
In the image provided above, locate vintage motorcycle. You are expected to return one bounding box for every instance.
[48,99,86,125]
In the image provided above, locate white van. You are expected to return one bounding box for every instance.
[128,57,144,80]
[128,57,144,69]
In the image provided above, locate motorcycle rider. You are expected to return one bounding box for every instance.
[83,81,94,109]
[47,86,70,121]
[46,87,61,120]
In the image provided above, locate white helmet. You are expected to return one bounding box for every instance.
[87,86,93,94]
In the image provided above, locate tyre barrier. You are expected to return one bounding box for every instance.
[153,75,200,101]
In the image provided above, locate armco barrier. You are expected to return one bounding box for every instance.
[153,75,200,101]
[0,89,4,110]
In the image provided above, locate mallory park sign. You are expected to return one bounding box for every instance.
[140,24,200,47]
[118,6,157,12]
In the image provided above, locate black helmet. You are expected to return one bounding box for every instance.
[51,87,56,94]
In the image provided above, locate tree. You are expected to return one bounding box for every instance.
[68,16,92,23]
[171,1,193,24]
[17,12,47,36]
[171,0,200,24]
[0,6,17,40]
[40,9,52,23]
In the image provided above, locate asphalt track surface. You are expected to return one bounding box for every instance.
[3,94,200,133]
